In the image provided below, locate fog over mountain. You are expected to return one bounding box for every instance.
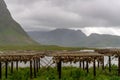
[28,29,120,47]
[2,0,120,47]
[4,0,120,36]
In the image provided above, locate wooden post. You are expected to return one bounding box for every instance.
[39,59,40,69]
[93,58,96,77]
[57,60,62,79]
[34,59,36,78]
[5,62,8,78]
[79,61,81,68]
[118,56,120,76]
[11,62,13,73]
[86,61,89,73]
[98,61,99,68]
[108,56,111,72]
[83,61,85,70]
[102,57,104,70]
[16,61,18,71]
[30,60,33,79]
[0,62,2,79]
[36,59,38,72]
[38,59,40,69]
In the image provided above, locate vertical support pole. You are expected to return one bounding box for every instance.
[57,60,62,79]
[118,56,120,76]
[11,61,13,73]
[0,62,2,79]
[16,61,18,71]
[5,62,8,78]
[98,60,99,68]
[36,59,38,72]
[93,58,96,77]
[86,61,89,73]
[30,60,33,79]
[108,56,111,72]
[79,61,81,68]
[34,59,36,78]
[38,59,40,69]
[39,58,40,69]
[102,57,104,70]
[83,61,85,70]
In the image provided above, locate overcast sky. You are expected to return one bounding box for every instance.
[4,0,120,36]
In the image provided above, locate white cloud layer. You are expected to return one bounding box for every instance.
[80,27,120,36]
[3,0,120,35]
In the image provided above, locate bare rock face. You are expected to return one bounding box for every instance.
[0,0,34,45]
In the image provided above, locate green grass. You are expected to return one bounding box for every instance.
[0,45,92,51]
[1,66,120,80]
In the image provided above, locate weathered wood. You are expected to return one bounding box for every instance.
[0,62,2,79]
[30,60,33,79]
[108,56,111,72]
[102,57,104,70]
[83,61,85,70]
[93,58,96,76]
[57,60,62,79]
[96,49,120,55]
[98,61,99,68]
[0,51,44,62]
[39,59,40,69]
[34,59,36,78]
[11,62,13,73]
[118,56,120,76]
[86,61,89,73]
[5,62,8,78]
[79,61,81,68]
[0,50,104,79]
[16,61,18,71]
[36,59,38,72]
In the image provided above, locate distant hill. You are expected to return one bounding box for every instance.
[28,29,120,47]
[0,0,34,45]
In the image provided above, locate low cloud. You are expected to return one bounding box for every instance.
[4,0,120,35]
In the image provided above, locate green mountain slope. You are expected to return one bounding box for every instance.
[0,0,34,45]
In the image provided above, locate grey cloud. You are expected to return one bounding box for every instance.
[4,0,120,31]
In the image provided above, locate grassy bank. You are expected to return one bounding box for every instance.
[0,45,91,51]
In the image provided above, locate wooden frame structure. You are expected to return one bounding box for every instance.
[0,50,45,79]
[0,50,105,79]
[95,49,120,75]
[48,51,104,79]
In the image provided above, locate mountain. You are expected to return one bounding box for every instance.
[28,29,120,47]
[87,33,120,47]
[0,0,34,45]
